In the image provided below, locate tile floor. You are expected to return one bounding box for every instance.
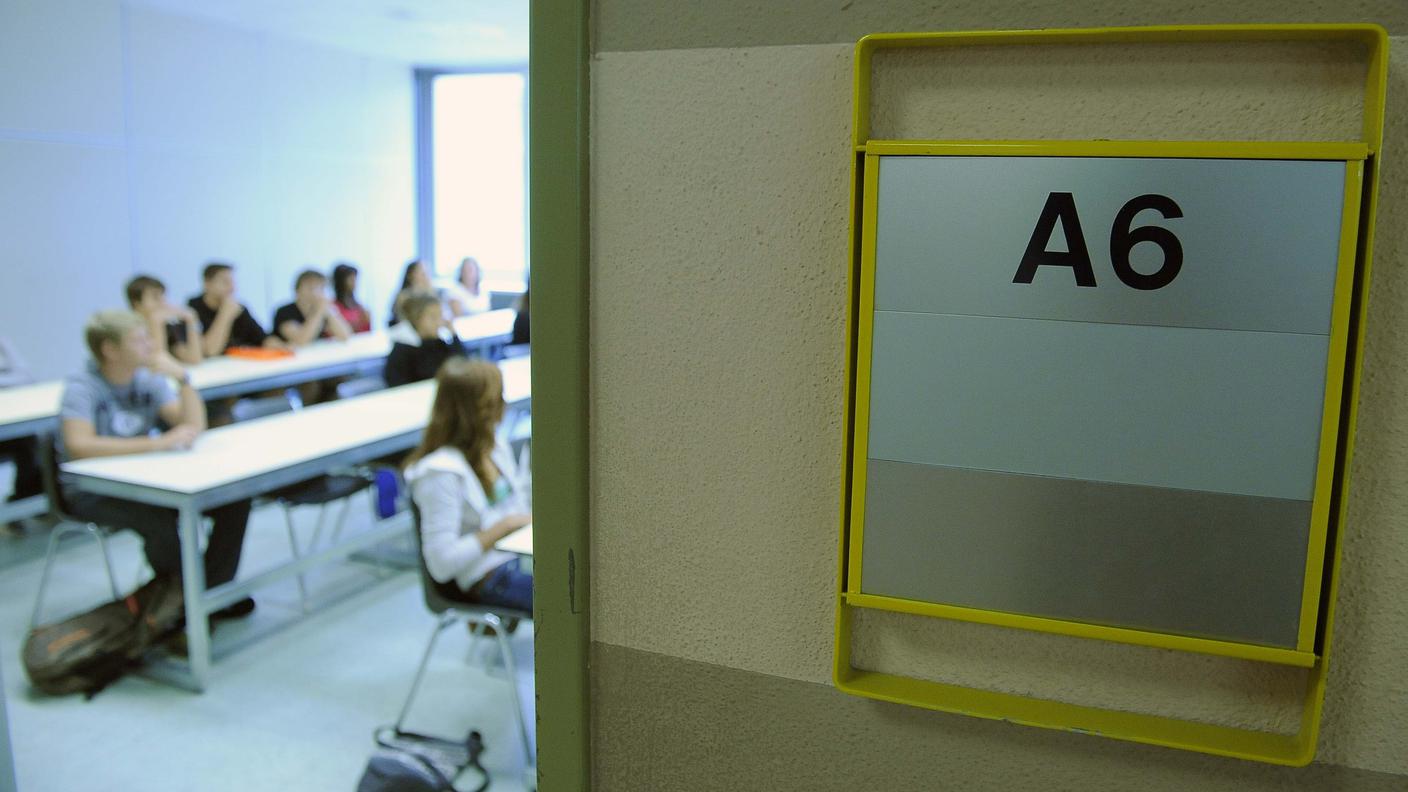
[0,498,535,791]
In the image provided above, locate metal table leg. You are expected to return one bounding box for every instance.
[177,502,211,691]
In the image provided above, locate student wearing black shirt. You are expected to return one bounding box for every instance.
[273,269,352,346]
[126,274,203,366]
[188,262,283,355]
[510,289,529,346]
[384,293,465,387]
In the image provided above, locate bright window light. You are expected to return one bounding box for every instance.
[432,72,526,288]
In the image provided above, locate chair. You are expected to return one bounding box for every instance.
[398,505,534,778]
[499,343,530,360]
[28,437,124,630]
[230,395,374,611]
[335,375,386,400]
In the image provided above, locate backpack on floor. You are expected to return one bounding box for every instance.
[356,728,488,792]
[21,575,185,699]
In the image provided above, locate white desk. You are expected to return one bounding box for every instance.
[496,525,533,556]
[0,382,64,443]
[0,383,66,522]
[61,358,531,691]
[190,332,391,400]
[0,311,519,449]
[452,309,516,356]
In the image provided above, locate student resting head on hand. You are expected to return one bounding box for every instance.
[274,269,352,347]
[126,274,204,366]
[189,261,285,356]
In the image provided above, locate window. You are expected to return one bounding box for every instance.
[418,70,528,291]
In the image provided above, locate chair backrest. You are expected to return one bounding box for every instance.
[408,503,461,616]
[38,435,75,521]
[336,376,386,400]
[230,395,295,423]
[407,502,530,621]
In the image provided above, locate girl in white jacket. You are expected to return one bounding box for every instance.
[403,358,532,610]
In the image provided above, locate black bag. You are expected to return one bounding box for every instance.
[21,575,185,698]
[356,728,488,792]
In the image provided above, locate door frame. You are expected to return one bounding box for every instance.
[529,0,592,789]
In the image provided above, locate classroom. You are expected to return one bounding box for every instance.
[1,1,536,790]
[6,2,1408,792]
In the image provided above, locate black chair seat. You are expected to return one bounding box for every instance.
[274,474,372,506]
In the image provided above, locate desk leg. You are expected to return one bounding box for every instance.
[177,503,211,692]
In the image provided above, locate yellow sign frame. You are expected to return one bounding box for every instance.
[834,24,1388,766]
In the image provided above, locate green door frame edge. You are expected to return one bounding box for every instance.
[529,0,592,790]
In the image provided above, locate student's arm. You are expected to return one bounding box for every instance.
[173,307,204,365]
[411,472,530,581]
[148,358,206,432]
[62,418,183,459]
[479,512,532,551]
[278,313,324,347]
[155,383,206,434]
[412,471,487,583]
[323,304,352,341]
[202,300,241,356]
[145,313,171,358]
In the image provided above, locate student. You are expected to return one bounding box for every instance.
[58,311,253,615]
[126,275,204,366]
[331,262,372,333]
[384,294,465,388]
[188,262,283,356]
[388,259,434,327]
[441,257,491,317]
[510,289,529,346]
[273,269,352,346]
[0,338,42,525]
[403,358,531,610]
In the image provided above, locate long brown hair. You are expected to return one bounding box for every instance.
[404,358,506,493]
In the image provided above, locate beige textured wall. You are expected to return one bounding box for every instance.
[590,8,1408,788]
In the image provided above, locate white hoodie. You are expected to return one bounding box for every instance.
[404,439,530,590]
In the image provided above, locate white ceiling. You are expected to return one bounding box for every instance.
[128,0,528,67]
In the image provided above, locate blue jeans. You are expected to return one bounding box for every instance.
[472,557,532,612]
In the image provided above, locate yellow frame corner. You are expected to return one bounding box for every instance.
[835,24,1388,767]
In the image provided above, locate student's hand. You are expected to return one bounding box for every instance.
[147,354,188,382]
[176,304,199,324]
[217,297,242,317]
[155,425,199,451]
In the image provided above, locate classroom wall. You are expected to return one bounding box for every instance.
[588,2,1408,789]
[0,0,414,381]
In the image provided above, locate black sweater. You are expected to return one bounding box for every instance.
[383,334,465,387]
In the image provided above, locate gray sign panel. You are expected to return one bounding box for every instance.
[859,154,1349,645]
[874,156,1346,334]
[866,311,1329,501]
[860,461,1310,647]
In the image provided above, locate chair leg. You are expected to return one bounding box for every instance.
[306,504,328,555]
[326,497,353,549]
[29,524,76,630]
[396,612,455,733]
[489,612,535,770]
[282,505,310,613]
[91,525,121,601]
